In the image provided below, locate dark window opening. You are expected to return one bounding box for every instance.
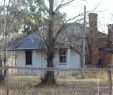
[59,49,66,64]
[26,50,32,65]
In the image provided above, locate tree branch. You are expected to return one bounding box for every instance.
[54,23,67,42]
[55,0,75,12]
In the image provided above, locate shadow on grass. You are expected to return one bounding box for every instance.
[33,81,66,88]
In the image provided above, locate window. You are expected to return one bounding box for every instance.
[59,49,66,64]
[26,50,32,65]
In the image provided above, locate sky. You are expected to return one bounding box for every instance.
[0,0,113,33]
[61,0,113,33]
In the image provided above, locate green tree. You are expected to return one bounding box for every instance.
[7,0,44,35]
[0,0,45,82]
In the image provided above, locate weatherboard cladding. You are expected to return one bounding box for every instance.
[7,22,106,50]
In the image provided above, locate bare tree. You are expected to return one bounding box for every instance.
[38,0,84,84]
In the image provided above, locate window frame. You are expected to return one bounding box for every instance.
[25,50,32,65]
[59,48,67,65]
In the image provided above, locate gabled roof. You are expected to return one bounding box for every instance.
[7,22,107,50]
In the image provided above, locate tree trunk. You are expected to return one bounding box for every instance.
[41,51,56,84]
[41,0,56,84]
[41,55,56,84]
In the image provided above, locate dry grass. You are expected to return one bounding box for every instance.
[0,73,109,95]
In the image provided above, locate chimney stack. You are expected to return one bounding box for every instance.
[89,13,98,33]
[88,13,98,67]
[107,24,113,48]
[89,13,98,49]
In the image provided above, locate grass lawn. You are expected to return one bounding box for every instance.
[0,73,109,95]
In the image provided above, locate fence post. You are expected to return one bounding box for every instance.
[4,66,9,95]
[108,65,112,95]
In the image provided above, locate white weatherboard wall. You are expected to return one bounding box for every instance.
[7,51,17,74]
[55,49,80,68]
[16,51,25,74]
[9,48,81,75]
[70,50,80,68]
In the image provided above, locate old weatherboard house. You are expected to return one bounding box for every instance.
[7,23,82,74]
[6,13,113,74]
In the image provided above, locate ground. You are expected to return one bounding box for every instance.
[0,73,109,95]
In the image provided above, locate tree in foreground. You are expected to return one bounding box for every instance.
[39,0,80,84]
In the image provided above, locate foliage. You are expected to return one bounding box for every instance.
[8,0,45,34]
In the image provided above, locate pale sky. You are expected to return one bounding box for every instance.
[62,0,113,33]
[1,0,113,33]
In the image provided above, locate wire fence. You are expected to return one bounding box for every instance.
[0,66,112,95]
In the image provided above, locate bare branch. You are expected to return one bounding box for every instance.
[54,23,67,42]
[55,0,75,12]
[66,13,83,22]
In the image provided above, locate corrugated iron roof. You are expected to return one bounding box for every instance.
[7,22,106,50]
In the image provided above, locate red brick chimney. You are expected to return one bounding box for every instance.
[89,13,98,32]
[88,13,99,66]
[107,24,113,48]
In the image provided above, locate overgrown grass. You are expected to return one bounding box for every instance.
[58,72,108,80]
[0,73,109,95]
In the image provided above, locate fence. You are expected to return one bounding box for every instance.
[0,66,112,95]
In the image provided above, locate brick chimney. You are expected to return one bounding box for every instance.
[88,13,99,66]
[89,13,98,34]
[107,24,113,48]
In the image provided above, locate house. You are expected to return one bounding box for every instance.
[84,13,107,67]
[87,15,113,67]
[6,13,109,75]
[99,24,113,67]
[6,23,83,75]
